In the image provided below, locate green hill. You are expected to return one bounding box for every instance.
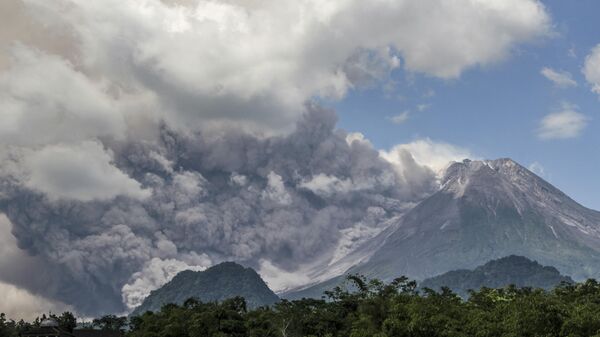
[420,255,573,298]
[131,262,279,316]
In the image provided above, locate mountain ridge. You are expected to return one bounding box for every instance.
[420,255,574,298]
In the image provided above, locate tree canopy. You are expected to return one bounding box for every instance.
[5,276,600,337]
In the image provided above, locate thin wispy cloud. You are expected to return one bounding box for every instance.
[540,67,577,88]
[423,89,436,98]
[390,111,411,124]
[528,162,546,177]
[417,104,431,112]
[584,44,600,95]
[537,103,589,140]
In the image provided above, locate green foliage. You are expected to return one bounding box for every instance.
[0,312,65,337]
[51,311,77,333]
[126,275,600,337]
[132,262,279,316]
[0,313,19,337]
[8,275,600,336]
[420,255,574,298]
[92,314,128,332]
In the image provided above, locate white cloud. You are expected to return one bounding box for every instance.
[121,255,211,310]
[538,103,589,140]
[10,0,550,134]
[541,67,577,88]
[345,132,371,147]
[173,171,206,199]
[299,174,355,197]
[23,141,151,201]
[423,89,436,98]
[583,44,600,95]
[229,172,248,187]
[0,46,126,146]
[528,161,546,177]
[417,104,431,112]
[262,171,292,205]
[381,138,474,174]
[390,111,411,124]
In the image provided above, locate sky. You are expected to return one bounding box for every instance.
[0,0,599,320]
[333,0,600,210]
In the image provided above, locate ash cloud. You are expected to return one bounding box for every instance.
[0,107,437,315]
[0,0,550,316]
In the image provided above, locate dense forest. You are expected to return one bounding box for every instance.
[4,275,600,337]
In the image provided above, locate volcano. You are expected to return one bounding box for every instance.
[285,158,600,299]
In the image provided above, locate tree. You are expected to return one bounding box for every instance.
[93,315,128,332]
[0,313,18,337]
[50,312,77,333]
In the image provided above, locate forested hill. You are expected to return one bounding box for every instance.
[131,262,279,316]
[420,255,574,297]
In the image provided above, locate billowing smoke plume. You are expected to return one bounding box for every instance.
[0,107,437,315]
[0,0,549,316]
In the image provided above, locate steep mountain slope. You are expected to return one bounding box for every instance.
[132,262,279,316]
[420,255,573,298]
[284,158,600,299]
[357,158,600,282]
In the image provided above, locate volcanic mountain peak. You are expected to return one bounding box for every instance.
[440,158,576,216]
[446,158,600,240]
[444,158,541,192]
[343,157,600,282]
[442,158,543,183]
[284,157,600,299]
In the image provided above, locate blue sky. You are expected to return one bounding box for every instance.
[333,0,600,209]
